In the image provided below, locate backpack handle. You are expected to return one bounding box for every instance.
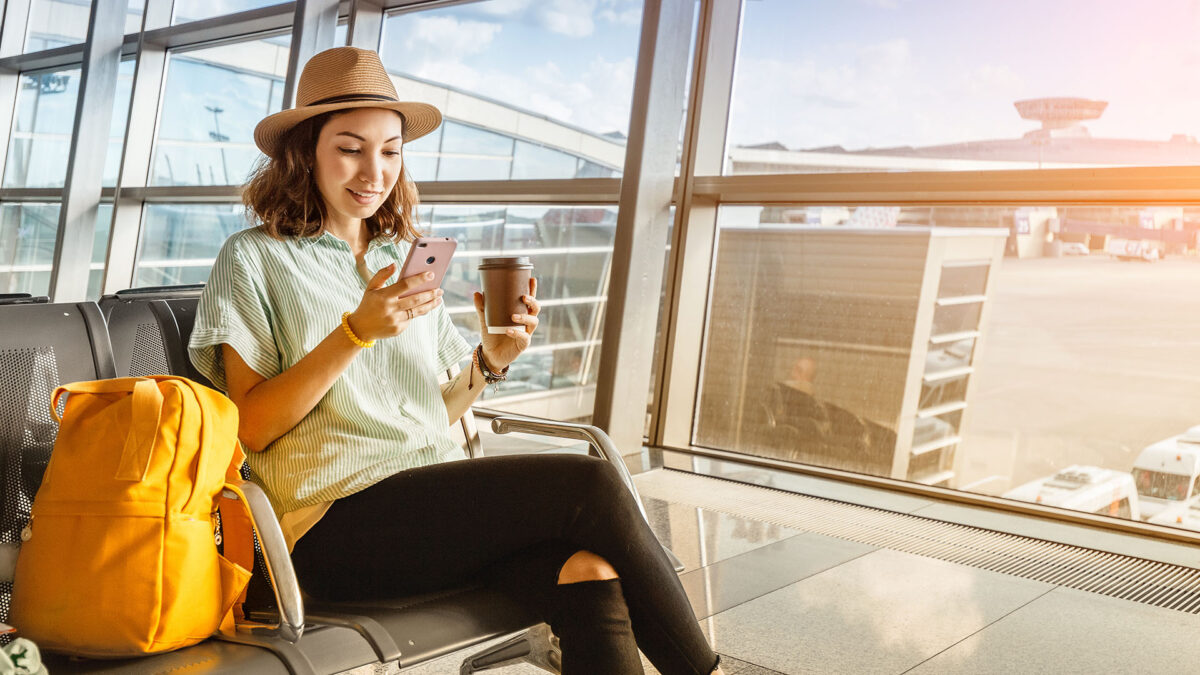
[52,377,165,482]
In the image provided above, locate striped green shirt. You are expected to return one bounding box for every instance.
[189,226,473,515]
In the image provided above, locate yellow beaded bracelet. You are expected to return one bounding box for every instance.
[340,312,376,348]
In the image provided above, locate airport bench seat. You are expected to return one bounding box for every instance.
[5,292,674,674]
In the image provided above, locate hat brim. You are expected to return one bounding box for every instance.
[254,100,442,159]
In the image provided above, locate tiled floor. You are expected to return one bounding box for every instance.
[373,439,1200,674]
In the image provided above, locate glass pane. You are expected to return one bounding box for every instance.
[136,204,249,286]
[104,60,137,187]
[24,0,144,51]
[5,68,81,188]
[151,36,289,186]
[379,1,641,180]
[0,203,59,296]
[0,203,114,298]
[427,204,616,420]
[694,203,1200,531]
[727,1,1200,174]
[172,0,284,24]
[88,204,112,299]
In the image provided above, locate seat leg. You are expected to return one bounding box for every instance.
[459,624,560,674]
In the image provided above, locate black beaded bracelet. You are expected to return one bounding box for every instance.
[475,344,509,384]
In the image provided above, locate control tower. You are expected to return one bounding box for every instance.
[1015,97,1107,138]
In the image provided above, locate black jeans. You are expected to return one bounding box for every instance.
[291,454,718,675]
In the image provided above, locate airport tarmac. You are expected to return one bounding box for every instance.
[958,254,1200,495]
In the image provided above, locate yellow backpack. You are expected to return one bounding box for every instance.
[9,376,254,658]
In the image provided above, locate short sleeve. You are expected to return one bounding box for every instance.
[434,302,473,373]
[188,234,282,392]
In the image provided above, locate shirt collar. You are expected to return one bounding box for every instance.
[295,230,396,252]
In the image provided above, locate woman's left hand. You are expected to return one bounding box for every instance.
[475,277,539,371]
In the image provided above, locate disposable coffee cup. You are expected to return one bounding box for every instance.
[479,256,534,334]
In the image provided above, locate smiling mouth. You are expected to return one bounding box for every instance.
[347,188,380,204]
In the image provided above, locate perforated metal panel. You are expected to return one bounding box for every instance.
[0,347,60,625]
[129,321,170,377]
[638,470,1200,614]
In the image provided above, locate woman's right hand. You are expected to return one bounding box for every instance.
[347,263,444,342]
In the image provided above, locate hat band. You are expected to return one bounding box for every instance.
[305,92,399,107]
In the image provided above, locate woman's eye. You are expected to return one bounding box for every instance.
[338,147,361,155]
[383,150,400,157]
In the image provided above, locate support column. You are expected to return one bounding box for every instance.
[591,0,694,459]
[282,0,340,109]
[101,0,173,294]
[48,0,125,301]
[347,0,384,50]
[654,0,743,449]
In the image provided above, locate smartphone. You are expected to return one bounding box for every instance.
[397,236,457,298]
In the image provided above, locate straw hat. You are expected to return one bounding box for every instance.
[253,47,442,159]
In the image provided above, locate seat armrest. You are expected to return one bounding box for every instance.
[489,415,685,572]
[223,481,306,643]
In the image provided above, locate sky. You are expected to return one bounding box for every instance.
[380,0,645,138]
[375,0,1200,153]
[730,0,1200,150]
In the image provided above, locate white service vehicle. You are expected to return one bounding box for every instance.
[1003,465,1139,520]
[1147,496,1200,532]
[1131,425,1200,520]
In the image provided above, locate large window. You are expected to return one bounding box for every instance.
[5,68,82,188]
[726,0,1200,175]
[172,0,285,25]
[378,1,639,181]
[24,0,144,51]
[693,204,1200,528]
[0,203,112,297]
[136,204,249,286]
[151,36,289,187]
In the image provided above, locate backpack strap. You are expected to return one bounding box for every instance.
[52,378,164,482]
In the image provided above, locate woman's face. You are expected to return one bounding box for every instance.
[313,107,405,230]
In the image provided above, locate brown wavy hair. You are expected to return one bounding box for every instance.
[242,111,423,242]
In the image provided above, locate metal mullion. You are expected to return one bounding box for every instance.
[144,3,296,49]
[102,0,172,295]
[592,0,695,458]
[128,178,624,204]
[0,42,84,72]
[347,0,384,49]
[693,166,1200,206]
[382,0,486,14]
[48,0,126,301]
[653,0,743,449]
[0,188,68,201]
[282,0,340,109]
[0,3,309,71]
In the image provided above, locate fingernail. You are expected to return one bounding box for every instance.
[425,271,434,279]
[436,289,444,296]
[511,314,520,321]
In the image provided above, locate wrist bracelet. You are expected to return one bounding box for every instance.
[475,343,508,384]
[341,312,376,348]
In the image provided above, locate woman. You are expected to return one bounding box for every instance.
[189,47,722,675]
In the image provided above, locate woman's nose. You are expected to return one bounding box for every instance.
[359,157,383,184]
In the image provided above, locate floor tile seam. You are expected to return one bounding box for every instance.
[896,585,1059,675]
[696,547,879,622]
[683,530,809,576]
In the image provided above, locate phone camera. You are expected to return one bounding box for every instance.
[426,256,436,264]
